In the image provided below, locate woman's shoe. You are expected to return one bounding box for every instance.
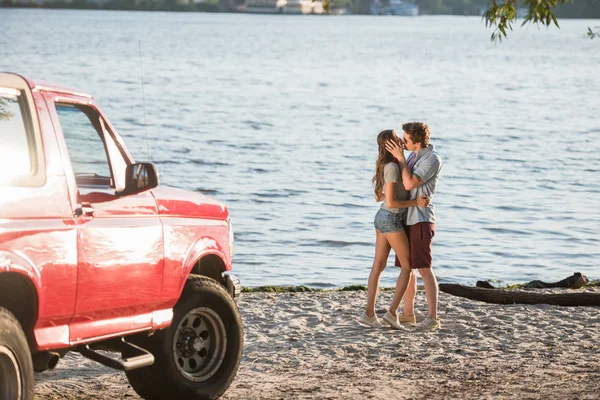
[398,313,416,325]
[382,310,405,330]
[359,312,383,328]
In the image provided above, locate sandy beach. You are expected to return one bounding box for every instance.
[35,287,600,399]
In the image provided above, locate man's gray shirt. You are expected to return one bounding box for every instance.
[405,144,442,226]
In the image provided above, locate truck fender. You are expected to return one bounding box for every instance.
[0,250,42,293]
[181,236,230,286]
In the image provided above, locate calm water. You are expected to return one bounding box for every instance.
[1,9,599,287]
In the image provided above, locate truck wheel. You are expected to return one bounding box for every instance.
[0,307,34,400]
[125,276,243,400]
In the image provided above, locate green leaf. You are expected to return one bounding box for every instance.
[483,0,568,42]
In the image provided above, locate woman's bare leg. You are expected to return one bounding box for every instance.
[403,270,417,317]
[366,229,391,318]
[383,230,412,315]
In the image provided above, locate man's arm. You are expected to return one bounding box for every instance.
[399,164,425,191]
[384,140,426,191]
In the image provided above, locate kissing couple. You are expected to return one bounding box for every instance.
[360,122,442,331]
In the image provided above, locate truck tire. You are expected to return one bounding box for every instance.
[0,307,34,400]
[125,276,243,400]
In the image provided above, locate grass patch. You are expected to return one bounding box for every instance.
[500,283,526,290]
[242,285,426,293]
[336,285,425,292]
[242,285,318,293]
[242,282,599,293]
[337,285,368,291]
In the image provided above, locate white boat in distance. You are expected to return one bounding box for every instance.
[371,0,418,15]
[282,0,324,14]
[244,0,285,13]
[243,0,324,13]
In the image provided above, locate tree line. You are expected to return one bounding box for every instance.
[1,0,223,11]
[4,0,600,17]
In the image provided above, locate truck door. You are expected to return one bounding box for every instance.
[49,99,164,342]
[0,77,78,350]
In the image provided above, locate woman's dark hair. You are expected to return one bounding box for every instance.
[372,129,398,199]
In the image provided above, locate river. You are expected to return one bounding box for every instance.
[1,9,599,287]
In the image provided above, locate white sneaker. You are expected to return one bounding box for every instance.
[398,313,416,325]
[382,310,406,330]
[359,312,383,328]
[417,316,441,331]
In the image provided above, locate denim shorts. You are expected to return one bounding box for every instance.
[374,208,404,233]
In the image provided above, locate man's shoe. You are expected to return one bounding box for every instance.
[398,313,416,325]
[359,312,383,328]
[417,316,440,331]
[382,310,406,330]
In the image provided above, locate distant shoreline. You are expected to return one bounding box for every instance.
[3,3,600,19]
[1,2,222,13]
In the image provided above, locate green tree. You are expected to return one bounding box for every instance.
[330,0,352,10]
[419,0,444,14]
[352,0,371,14]
[0,98,15,122]
[483,0,599,42]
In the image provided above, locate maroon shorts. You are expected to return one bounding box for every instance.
[395,222,435,269]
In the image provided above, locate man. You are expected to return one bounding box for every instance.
[385,122,442,331]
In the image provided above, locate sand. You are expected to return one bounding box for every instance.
[35,287,600,399]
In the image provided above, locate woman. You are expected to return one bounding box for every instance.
[359,129,430,329]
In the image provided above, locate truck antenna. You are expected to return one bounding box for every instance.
[139,40,150,162]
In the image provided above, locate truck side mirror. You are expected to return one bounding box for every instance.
[119,162,159,196]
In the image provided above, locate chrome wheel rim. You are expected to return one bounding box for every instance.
[173,307,227,382]
[0,345,22,400]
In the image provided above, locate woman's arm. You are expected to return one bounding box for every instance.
[386,140,424,191]
[384,182,430,208]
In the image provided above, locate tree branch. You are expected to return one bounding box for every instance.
[484,0,571,42]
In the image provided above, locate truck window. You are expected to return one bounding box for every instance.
[0,88,33,181]
[56,104,113,187]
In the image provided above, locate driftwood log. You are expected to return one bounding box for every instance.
[476,273,589,290]
[439,284,600,307]
[523,272,589,289]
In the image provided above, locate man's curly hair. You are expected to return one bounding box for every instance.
[402,122,430,148]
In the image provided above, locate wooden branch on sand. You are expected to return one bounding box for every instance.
[476,273,589,290]
[439,284,600,307]
[522,272,588,289]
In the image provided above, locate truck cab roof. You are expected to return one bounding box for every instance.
[0,72,92,99]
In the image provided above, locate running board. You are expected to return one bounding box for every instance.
[77,338,155,371]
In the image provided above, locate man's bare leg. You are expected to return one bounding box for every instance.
[418,268,438,319]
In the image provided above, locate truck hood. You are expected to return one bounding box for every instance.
[151,186,229,220]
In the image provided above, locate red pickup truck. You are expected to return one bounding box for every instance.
[0,72,243,400]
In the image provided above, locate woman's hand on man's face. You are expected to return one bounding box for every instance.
[385,140,405,162]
